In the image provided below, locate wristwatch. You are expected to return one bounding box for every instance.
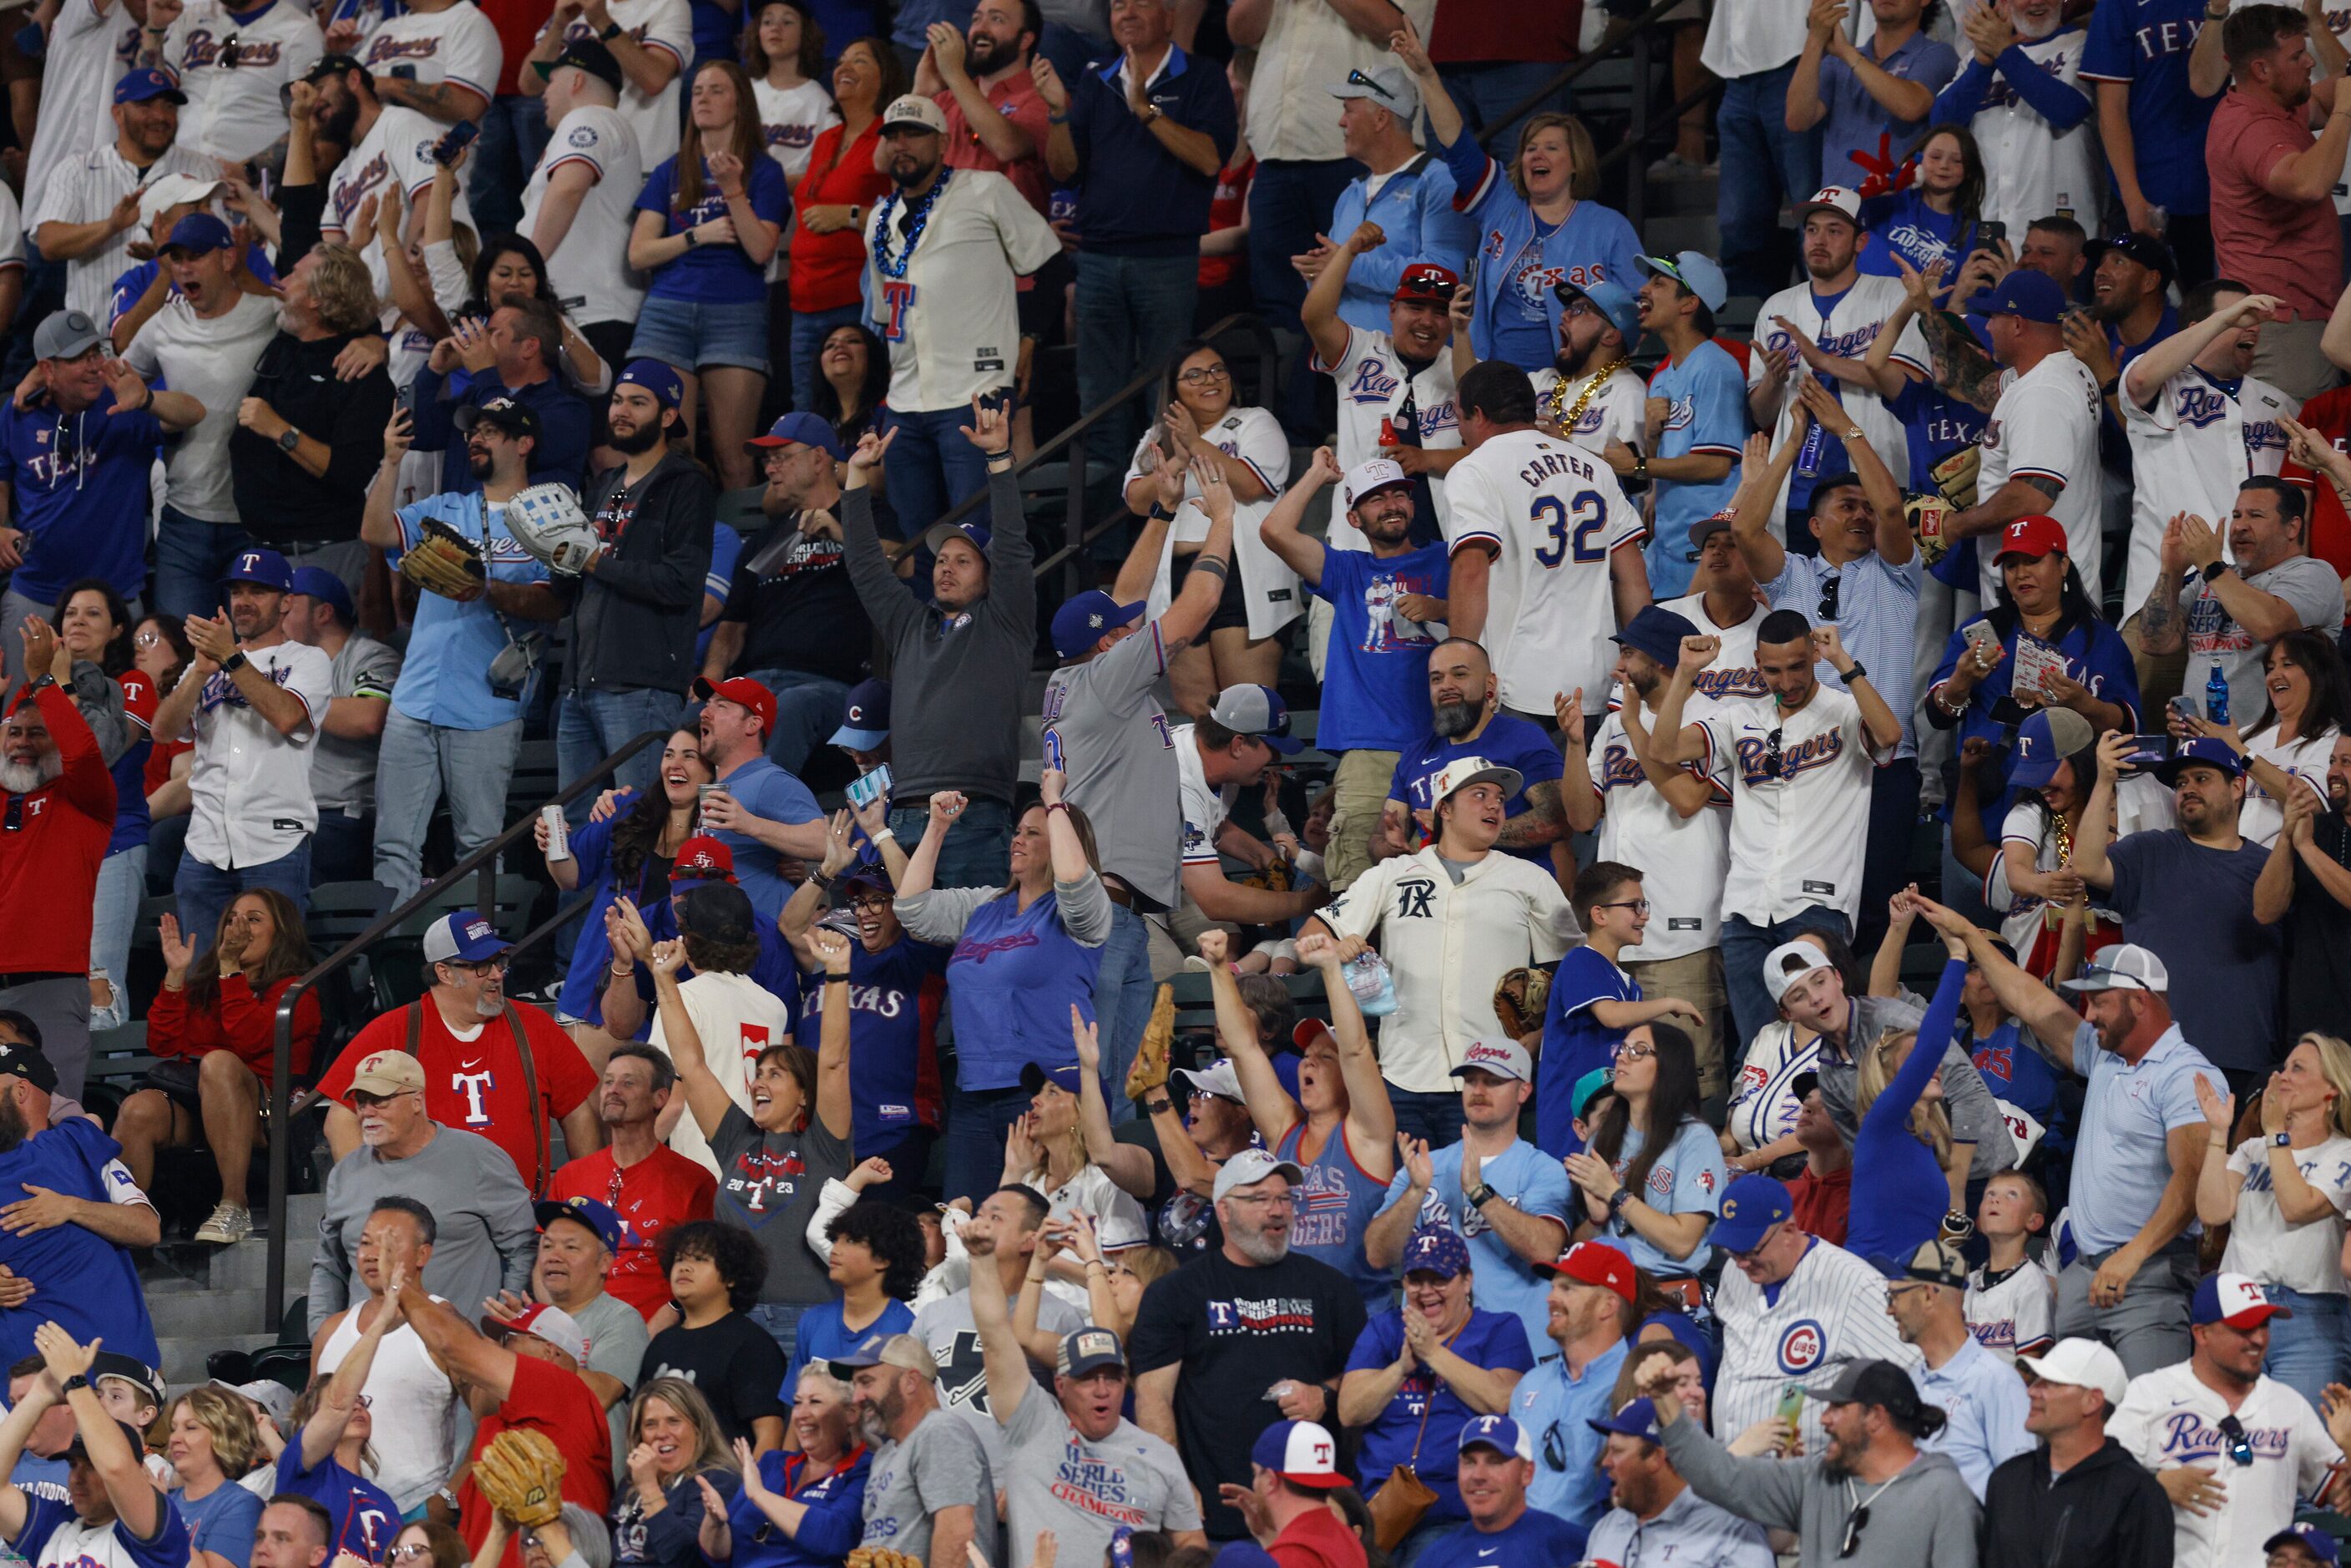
[2275,1130,2295,1148]
[221,650,249,675]
[59,1375,87,1393]
[1843,660,1869,685]
[2201,559,2228,583]
[599,19,623,38]
[1465,1181,1499,1209]
[1143,1096,1174,1116]
[1606,1187,1633,1217]
[276,426,301,453]
[682,228,700,248]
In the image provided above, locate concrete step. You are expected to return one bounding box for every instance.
[150,1286,270,1341]
[159,1333,280,1390]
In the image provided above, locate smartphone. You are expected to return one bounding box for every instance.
[2167,694,2199,726]
[1043,729,1065,773]
[1776,1383,1806,1426]
[1979,220,2006,248]
[431,119,479,167]
[1961,620,2000,659]
[845,763,892,812]
[2127,733,2171,768]
[396,378,420,418]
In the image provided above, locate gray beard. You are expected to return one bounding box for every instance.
[0,753,61,794]
[1229,1223,1290,1265]
[1432,701,1480,739]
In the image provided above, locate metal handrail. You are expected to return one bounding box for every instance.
[258,726,668,1333]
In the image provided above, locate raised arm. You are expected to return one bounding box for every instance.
[2125,293,2278,407]
[1647,635,1722,766]
[806,928,855,1142]
[302,1272,405,1468]
[1730,427,1802,588]
[1301,222,1371,370]
[2065,732,2129,893]
[1300,931,1396,1163]
[1911,896,2080,1065]
[966,1200,1036,1427]
[1257,446,1337,584]
[1069,1006,1158,1199]
[41,1328,158,1537]
[1200,929,1302,1145]
[649,940,736,1140]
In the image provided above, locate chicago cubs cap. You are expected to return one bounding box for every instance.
[2007,707,2094,792]
[1534,1239,1636,1302]
[1455,1414,1533,1460]
[1170,1057,1244,1104]
[1611,604,1700,667]
[669,835,738,885]
[829,678,892,749]
[1393,262,1459,303]
[1430,755,1522,807]
[1402,1225,1470,1278]
[748,410,846,460]
[2084,230,2177,286]
[2060,942,2169,995]
[423,911,510,964]
[1641,251,1727,311]
[345,1049,424,1097]
[1795,185,1862,225]
[2156,736,2246,787]
[1329,63,1419,124]
[1052,589,1147,658]
[679,882,757,945]
[829,1332,938,1380]
[1344,458,1412,510]
[1873,1238,1969,1290]
[616,358,684,409]
[1250,1420,1347,1489]
[1709,1173,1794,1252]
[1993,513,2068,564]
[1449,1036,1533,1085]
[289,565,355,626]
[1979,269,2067,325]
[159,213,234,255]
[33,308,104,362]
[692,674,778,736]
[1019,1060,1084,1096]
[548,35,624,94]
[1557,277,1642,341]
[483,1303,588,1363]
[2016,1338,2128,1405]
[1208,684,1303,755]
[2265,1525,2342,1566]
[1211,1146,1304,1203]
[222,547,295,592]
[881,94,948,134]
[2193,1271,2292,1328]
[1762,940,1833,1004]
[1585,1398,1663,1443]
[534,1196,621,1253]
[114,66,185,104]
[1056,1327,1126,1378]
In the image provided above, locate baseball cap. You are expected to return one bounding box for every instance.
[679,882,756,944]
[33,308,103,362]
[1795,185,1862,225]
[1455,1414,1533,1460]
[1979,269,2068,325]
[1211,1146,1305,1203]
[2007,707,2094,792]
[1051,589,1147,658]
[1170,1058,1245,1103]
[1534,1239,1636,1302]
[138,173,223,229]
[483,1302,589,1363]
[2194,1271,2293,1328]
[1393,263,1459,304]
[1570,1066,1614,1120]
[922,518,993,559]
[1611,604,1700,667]
[1641,251,1728,311]
[829,1332,938,1380]
[0,1039,57,1093]
[691,674,778,737]
[454,395,543,440]
[669,835,737,885]
[114,66,185,104]
[1789,1069,1822,1103]
[89,1353,164,1411]
[301,51,369,83]
[1992,513,2068,564]
[206,1378,294,1427]
[1585,1398,1664,1443]
[222,548,295,592]
[1056,1327,1126,1378]
[2265,1525,2342,1566]
[1807,1359,1929,1414]
[63,1419,154,1465]
[346,1049,425,1097]
[2085,230,2177,286]
[1344,458,1412,510]
[1020,1060,1084,1096]
[423,910,510,965]
[747,410,846,460]
[1449,1037,1534,1085]
[159,213,234,255]
[1250,1420,1347,1490]
[2060,943,2170,995]
[1558,278,1642,342]
[534,1196,622,1253]
[2156,736,2246,787]
[1762,940,1833,1004]
[2016,1338,2128,1405]
[881,94,948,134]
[1873,1238,1969,1290]
[1688,509,1736,548]
[1401,1226,1470,1279]
[288,565,354,625]
[1208,684,1303,755]
[616,358,684,410]
[1330,63,1419,123]
[1430,755,1523,807]
[829,678,892,749]
[548,35,624,94]
[1709,1172,1795,1252]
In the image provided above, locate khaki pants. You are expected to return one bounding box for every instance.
[2252,316,2343,403]
[1328,747,1399,892]
[2121,609,2190,718]
[1626,947,1729,1097]
[1307,598,1333,680]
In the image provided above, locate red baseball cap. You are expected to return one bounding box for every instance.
[692,675,776,736]
[1993,514,2068,564]
[1394,263,1459,303]
[670,836,737,883]
[1536,1239,1636,1302]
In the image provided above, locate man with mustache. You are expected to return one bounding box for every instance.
[545,1045,716,1316]
[1535,279,1647,460]
[1376,639,1565,880]
[1931,0,2097,244]
[2252,731,2351,1039]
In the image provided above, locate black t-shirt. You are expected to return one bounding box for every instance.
[641,1311,790,1445]
[1125,1247,1368,1540]
[720,513,882,683]
[2288,812,2351,1041]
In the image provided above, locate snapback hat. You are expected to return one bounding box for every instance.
[1250,1420,1347,1489]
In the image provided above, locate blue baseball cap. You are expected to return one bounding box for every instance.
[1402,1226,1470,1279]
[222,548,294,592]
[288,565,353,625]
[2005,708,2093,793]
[1586,1398,1664,1442]
[1558,277,1642,341]
[829,678,892,749]
[615,358,684,409]
[1019,1060,1083,1096]
[923,518,993,559]
[1979,268,2068,325]
[1053,590,1147,659]
[1455,1414,1533,1461]
[114,67,185,104]
[1207,683,1302,755]
[748,410,846,460]
[2264,1525,2341,1565]
[1641,251,1727,311]
[159,213,233,255]
[534,1196,621,1253]
[1611,604,1700,667]
[422,910,510,965]
[2156,736,2246,787]
[1570,1066,1615,1120]
[1708,1173,1795,1253]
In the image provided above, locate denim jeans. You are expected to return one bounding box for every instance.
[154,506,255,622]
[1090,902,1155,1122]
[1436,59,1573,145]
[373,710,527,903]
[88,845,146,1031]
[1716,63,1822,299]
[944,1080,1032,1205]
[743,666,850,776]
[1388,1086,1465,1149]
[1037,22,1111,86]
[1074,251,1199,472]
[1857,758,1922,960]
[747,1300,810,1360]
[471,94,554,238]
[175,840,313,965]
[1722,906,1850,1051]
[882,401,1001,537]
[887,797,1013,888]
[790,304,864,416]
[2264,1287,2351,1414]
[311,810,372,886]
[558,687,688,807]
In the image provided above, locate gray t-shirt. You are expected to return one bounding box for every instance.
[567,1289,650,1480]
[1041,623,1181,908]
[308,1124,539,1334]
[999,1392,1200,1568]
[710,1104,854,1304]
[311,632,402,812]
[2184,554,2343,725]
[910,1284,1085,1473]
[860,1408,994,1561]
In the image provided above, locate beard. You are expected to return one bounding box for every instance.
[468,447,494,479]
[1228,1222,1290,1265]
[1432,699,1481,739]
[965,30,1014,73]
[608,418,666,455]
[0,1093,28,1157]
[0,752,61,795]
[889,154,941,190]
[317,95,359,145]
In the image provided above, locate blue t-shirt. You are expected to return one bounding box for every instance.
[0,392,164,604]
[785,1297,915,1400]
[178,1481,261,1568]
[1388,714,1566,868]
[1599,1117,1727,1277]
[1848,959,1965,1263]
[794,934,949,1156]
[13,1493,190,1568]
[274,1444,397,1563]
[1963,1015,2070,1159]
[105,733,152,856]
[942,886,1106,1090]
[387,490,557,730]
[1343,1308,1537,1519]
[2106,832,2280,1072]
[553,805,667,1025]
[1311,543,1449,752]
[2081,0,2223,214]
[1646,342,1747,599]
[1858,190,1979,281]
[711,755,824,928]
[0,1120,158,1368]
[695,524,744,668]
[1276,1119,1395,1305]
[637,155,793,304]
[1414,1505,1589,1568]
[1537,945,1637,1157]
[1382,1141,1572,1362]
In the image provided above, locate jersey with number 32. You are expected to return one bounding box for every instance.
[1443,427,1643,717]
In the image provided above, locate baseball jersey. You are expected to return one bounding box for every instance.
[1172,721,1234,870]
[325,102,478,302]
[753,77,837,185]
[21,0,136,226]
[1963,1257,2056,1361]
[863,168,1059,412]
[1703,685,1885,926]
[1127,411,1302,642]
[537,0,691,169]
[1590,704,1731,961]
[1444,427,1644,718]
[1313,323,1461,547]
[1040,621,1181,909]
[30,139,217,320]
[2239,728,2336,849]
[2081,0,2224,215]
[1534,362,1646,458]
[648,969,796,1177]
[1713,1234,1919,1455]
[1658,591,1769,703]
[520,104,647,328]
[1646,341,1747,598]
[2113,1363,2344,1568]
[183,635,333,871]
[1726,1021,1821,1154]
[1963,30,2101,239]
[162,0,324,160]
[1749,274,1929,514]
[2119,365,2295,615]
[1974,350,2106,602]
[360,0,501,109]
[15,1495,190,1568]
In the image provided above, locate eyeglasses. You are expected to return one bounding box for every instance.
[848,896,892,914]
[1730,1222,1783,1264]
[133,630,164,647]
[1176,366,1231,385]
[2217,1414,2256,1466]
[2,797,19,832]
[448,957,509,977]
[1226,1191,1294,1209]
[391,1545,435,1563]
[1818,574,1841,624]
[1839,1506,1870,1559]
[1615,1041,1656,1063]
[1594,899,1651,917]
[352,1394,372,1410]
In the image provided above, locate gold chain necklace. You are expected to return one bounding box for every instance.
[1547,357,1631,434]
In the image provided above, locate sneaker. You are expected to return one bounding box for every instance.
[193,1204,251,1245]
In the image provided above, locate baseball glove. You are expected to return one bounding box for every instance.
[1492,965,1552,1040]
[399,517,487,602]
[1124,982,1176,1101]
[1907,491,1954,567]
[508,483,599,576]
[470,1427,565,1527]
[1929,434,1981,508]
[846,1550,923,1568]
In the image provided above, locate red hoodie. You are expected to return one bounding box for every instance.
[0,685,114,975]
[147,974,321,1080]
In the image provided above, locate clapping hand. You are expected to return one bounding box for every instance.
[1395,1133,1435,1191]
[32,1323,96,1383]
[158,913,196,975]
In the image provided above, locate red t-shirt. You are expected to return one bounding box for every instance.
[2207,88,2343,321]
[1200,153,1254,291]
[317,1000,596,1192]
[1268,1500,1370,1568]
[2277,383,2351,584]
[792,120,892,312]
[147,973,322,1079]
[1784,1164,1853,1248]
[0,685,114,974]
[938,73,1053,215]
[458,1355,613,1568]
[1428,0,1575,64]
[547,1146,717,1318]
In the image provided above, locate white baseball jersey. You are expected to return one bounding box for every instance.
[1726,1021,1822,1153]
[1590,703,1730,960]
[23,0,139,226]
[183,633,332,871]
[324,103,478,302]
[1126,409,1302,642]
[1714,1234,1919,1454]
[1171,721,1235,870]
[1534,362,1646,458]
[520,104,647,328]
[2119,365,2294,615]
[1659,590,1770,704]
[864,167,1059,412]
[1963,1257,2055,1361]
[1704,685,1886,925]
[2113,1363,2344,1568]
[2222,1130,2351,1292]
[2239,727,2335,848]
[1990,775,2175,951]
[359,0,501,109]
[162,0,324,161]
[1968,28,2100,240]
[1444,427,1645,718]
[753,75,837,184]
[29,139,217,320]
[538,0,692,169]
[1749,274,1929,516]
[1975,350,2106,602]
[1315,323,1460,548]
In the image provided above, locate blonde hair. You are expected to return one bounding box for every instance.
[1856,1029,1953,1171]
[2298,1033,2351,1139]
[627,1378,739,1479]
[306,242,381,334]
[1509,113,1600,202]
[165,1387,263,1479]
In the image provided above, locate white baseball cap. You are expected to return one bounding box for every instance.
[1762,940,1834,1004]
[1431,756,1522,807]
[139,173,223,229]
[880,94,948,135]
[1344,458,1411,510]
[1171,1058,1245,1103]
[1796,185,1862,225]
[1450,1037,1534,1085]
[1211,1146,1304,1203]
[2017,1338,2128,1406]
[2059,943,2169,995]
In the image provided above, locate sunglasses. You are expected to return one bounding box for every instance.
[1762,727,1788,781]
[1346,66,1398,101]
[1818,575,1840,624]
[1840,1506,1870,1559]
[217,32,240,68]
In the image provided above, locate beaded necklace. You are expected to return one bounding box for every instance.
[872,169,953,281]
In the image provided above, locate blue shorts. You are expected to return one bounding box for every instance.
[628,295,771,376]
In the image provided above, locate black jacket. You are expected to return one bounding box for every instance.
[564,449,715,695]
[228,329,396,545]
[1980,1437,2172,1568]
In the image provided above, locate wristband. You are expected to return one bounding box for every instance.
[2099,377,2120,397]
[825,973,850,984]
[1842,660,1868,685]
[868,827,896,845]
[610,960,633,976]
[1048,109,1069,124]
[1192,555,1230,581]
[1046,801,1072,812]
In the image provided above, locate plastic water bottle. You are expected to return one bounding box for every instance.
[2206,666,2232,728]
[1342,950,1398,1018]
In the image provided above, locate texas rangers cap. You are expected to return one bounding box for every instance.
[548,35,624,94]
[1211,1146,1304,1203]
[2193,1271,2293,1328]
[1329,63,1419,124]
[33,308,102,362]
[2060,943,2170,995]
[1455,1414,1533,1460]
[1534,1239,1636,1302]
[90,1353,164,1412]
[1393,262,1459,303]
[534,1196,622,1253]
[1019,1060,1083,1096]
[222,547,295,592]
[2084,230,2177,286]
[114,66,185,104]
[424,911,510,965]
[2265,1525,2342,1566]
[1795,185,1862,226]
[747,410,846,460]
[1688,508,1737,546]
[2017,1338,2128,1405]
[679,882,757,944]
[1052,589,1147,658]
[1056,1327,1126,1378]
[1449,1037,1533,1085]
[829,1332,938,1380]
[0,1039,57,1093]
[1873,1238,1970,1290]
[159,213,234,255]
[1611,603,1700,667]
[692,674,777,736]
[829,678,892,749]
[670,835,738,886]
[1557,277,1643,341]
[1993,513,2068,563]
[2007,707,2095,792]
[1401,1225,1469,1279]
[1979,268,2068,325]
[922,518,993,560]
[483,1302,589,1363]
[1208,684,1303,755]
[2156,737,2246,787]
[1344,458,1412,509]
[1762,940,1833,1004]
[1641,251,1727,311]
[1429,755,1522,807]
[1251,1420,1347,1489]
[288,565,354,625]
[616,357,684,409]
[1585,1398,1664,1443]
[1170,1057,1245,1104]
[346,1049,424,1097]
[880,94,948,135]
[1709,1173,1794,1252]
[454,395,543,440]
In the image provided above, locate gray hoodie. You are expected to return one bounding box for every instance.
[1660,1407,1981,1568]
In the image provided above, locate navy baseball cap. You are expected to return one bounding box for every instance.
[0,1039,57,1093]
[829,678,892,749]
[301,52,369,83]
[1207,684,1302,755]
[1020,1060,1083,1095]
[748,410,846,460]
[1979,269,2068,325]
[2265,1525,2341,1565]
[422,910,510,964]
[616,358,684,409]
[2156,736,2246,786]
[1709,1173,1794,1253]
[1401,1226,1469,1279]
[159,214,233,255]
[223,548,294,591]
[288,565,354,625]
[1586,1397,1664,1442]
[114,67,185,104]
[1610,604,1700,667]
[1052,589,1146,658]
[2085,231,2177,286]
[535,1196,622,1253]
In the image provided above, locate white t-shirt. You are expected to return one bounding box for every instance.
[1657,590,1768,705]
[1968,29,2100,240]
[536,0,692,172]
[359,0,502,105]
[2238,726,2336,849]
[753,75,837,185]
[124,291,277,523]
[1703,685,1888,925]
[2119,367,2293,615]
[163,0,324,161]
[183,637,333,870]
[325,103,478,301]
[647,968,794,1176]
[2222,1133,2351,1296]
[29,139,217,319]
[2113,1362,2344,1568]
[1701,0,1808,78]
[1591,702,1729,960]
[1748,274,1930,517]
[1127,407,1302,642]
[1312,322,1460,547]
[864,167,1059,412]
[1975,349,2106,602]
[520,104,647,329]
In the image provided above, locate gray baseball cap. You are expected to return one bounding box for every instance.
[33,310,102,362]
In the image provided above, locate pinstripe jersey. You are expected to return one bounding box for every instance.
[1713,1233,1919,1454]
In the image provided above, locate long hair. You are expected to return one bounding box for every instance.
[610,731,704,888]
[744,0,825,82]
[287,1375,380,1479]
[999,800,1100,895]
[1906,122,1985,235]
[1984,556,2099,645]
[810,321,891,443]
[165,1386,263,1479]
[134,616,195,695]
[187,888,314,1014]
[1160,336,1232,418]
[627,1378,739,1479]
[2294,1032,2351,1140]
[1507,112,1600,201]
[52,579,133,677]
[832,36,909,119]
[1857,1029,1954,1169]
[306,242,381,334]
[2247,629,2351,744]
[466,235,563,320]
[1589,1023,1704,1201]
[677,61,766,214]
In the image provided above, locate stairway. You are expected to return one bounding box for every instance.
[141,1191,323,1388]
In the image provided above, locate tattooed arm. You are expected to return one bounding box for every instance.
[2137,512,2192,654]
[1497,781,1568,850]
[1919,305,2004,412]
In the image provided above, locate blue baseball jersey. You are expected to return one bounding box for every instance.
[1646,342,1747,598]
[793,933,948,1156]
[1275,1120,1394,1306]
[388,490,558,729]
[1537,944,1638,1157]
[0,1120,159,1368]
[0,391,164,604]
[275,1444,398,1564]
[13,1489,190,1568]
[2081,0,2224,214]
[1382,1140,1573,1361]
